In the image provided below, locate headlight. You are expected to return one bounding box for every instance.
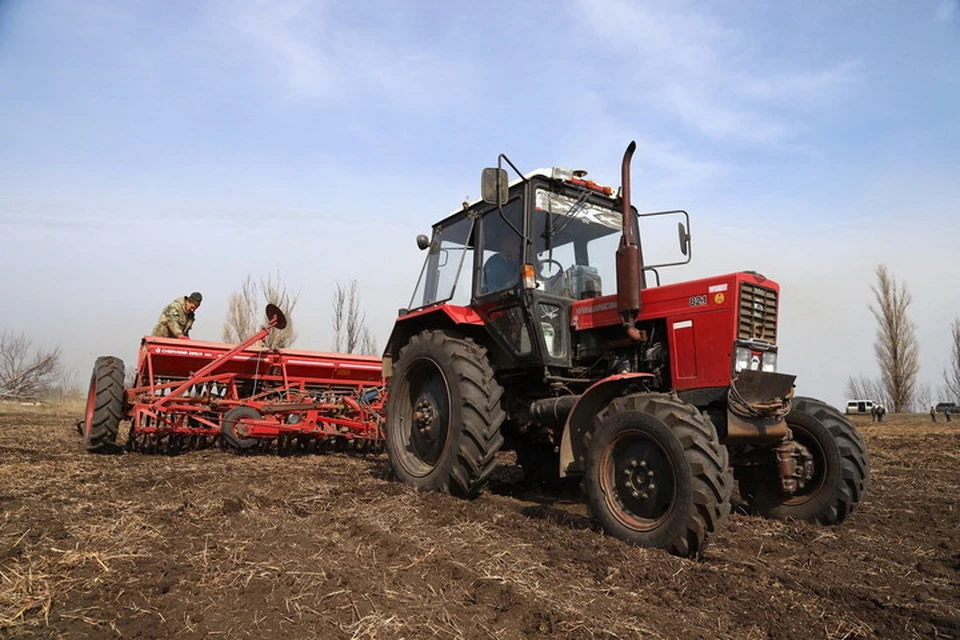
[761,351,777,372]
[735,346,775,373]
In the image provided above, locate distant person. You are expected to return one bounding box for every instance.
[930,406,937,423]
[877,405,886,422]
[946,407,952,423]
[152,292,202,339]
[870,405,878,423]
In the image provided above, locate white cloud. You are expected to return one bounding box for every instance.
[548,91,730,194]
[571,0,861,146]
[221,0,474,109]
[936,0,957,22]
[738,59,864,104]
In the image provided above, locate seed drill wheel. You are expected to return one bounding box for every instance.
[583,393,732,558]
[221,406,262,451]
[82,356,125,453]
[736,396,869,524]
[385,330,505,498]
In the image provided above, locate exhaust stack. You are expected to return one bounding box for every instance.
[615,141,644,340]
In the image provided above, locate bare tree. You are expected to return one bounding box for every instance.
[943,318,960,402]
[331,280,378,355]
[845,374,888,406]
[0,331,63,400]
[869,265,920,413]
[222,269,299,349]
[936,383,953,403]
[914,382,933,413]
[46,367,83,400]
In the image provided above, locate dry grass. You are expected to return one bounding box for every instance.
[1,404,958,639]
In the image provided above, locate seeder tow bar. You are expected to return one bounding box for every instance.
[81,305,385,455]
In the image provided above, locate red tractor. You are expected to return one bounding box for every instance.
[382,142,869,557]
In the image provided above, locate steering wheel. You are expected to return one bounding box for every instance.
[536,258,564,279]
[536,259,566,294]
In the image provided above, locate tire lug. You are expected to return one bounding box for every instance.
[631,490,640,498]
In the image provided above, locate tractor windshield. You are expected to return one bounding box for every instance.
[408,215,475,309]
[407,185,633,310]
[532,187,630,300]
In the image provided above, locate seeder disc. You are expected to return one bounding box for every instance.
[265,304,288,330]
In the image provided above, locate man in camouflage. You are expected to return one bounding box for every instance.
[152,292,202,339]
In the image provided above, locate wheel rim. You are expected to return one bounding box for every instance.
[780,423,827,505]
[402,358,450,474]
[599,430,677,531]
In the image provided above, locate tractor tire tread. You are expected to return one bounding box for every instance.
[591,392,732,557]
[738,396,868,525]
[84,356,125,453]
[387,330,505,499]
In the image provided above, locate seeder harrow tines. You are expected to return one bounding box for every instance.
[81,305,386,455]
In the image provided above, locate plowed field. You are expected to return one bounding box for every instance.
[1,404,957,639]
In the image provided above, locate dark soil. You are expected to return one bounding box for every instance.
[0,404,957,639]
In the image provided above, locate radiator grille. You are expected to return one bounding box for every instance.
[738,283,778,343]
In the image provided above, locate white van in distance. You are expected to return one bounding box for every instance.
[845,399,875,415]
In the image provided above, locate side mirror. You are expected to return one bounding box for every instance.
[636,209,692,270]
[677,221,690,257]
[416,234,431,251]
[481,168,509,205]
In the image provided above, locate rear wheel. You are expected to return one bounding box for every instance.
[737,396,869,524]
[82,356,125,453]
[584,393,732,558]
[385,330,505,498]
[221,406,261,451]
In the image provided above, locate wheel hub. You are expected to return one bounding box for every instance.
[621,458,657,500]
[603,434,676,528]
[410,392,445,465]
[414,397,437,435]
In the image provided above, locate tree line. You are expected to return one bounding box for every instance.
[845,265,960,412]
[0,273,378,401]
[219,272,377,355]
[0,331,70,401]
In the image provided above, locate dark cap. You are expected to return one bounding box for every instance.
[187,292,203,304]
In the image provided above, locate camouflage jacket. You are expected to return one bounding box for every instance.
[152,297,196,338]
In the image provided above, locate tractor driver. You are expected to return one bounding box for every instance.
[152,291,202,339]
[481,230,523,294]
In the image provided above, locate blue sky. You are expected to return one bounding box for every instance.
[1,0,958,408]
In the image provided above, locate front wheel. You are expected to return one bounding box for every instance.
[737,396,869,524]
[385,330,505,498]
[583,393,732,558]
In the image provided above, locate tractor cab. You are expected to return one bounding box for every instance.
[402,164,688,374]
